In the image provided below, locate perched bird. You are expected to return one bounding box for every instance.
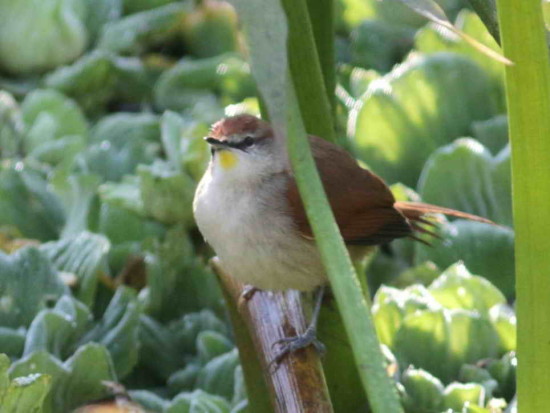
[193,114,492,360]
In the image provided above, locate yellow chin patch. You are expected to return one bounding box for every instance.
[218,150,238,170]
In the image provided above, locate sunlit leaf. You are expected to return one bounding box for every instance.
[351,53,501,186]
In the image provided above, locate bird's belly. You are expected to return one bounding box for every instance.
[193,175,327,291]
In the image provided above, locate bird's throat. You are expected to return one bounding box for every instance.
[218,150,238,170]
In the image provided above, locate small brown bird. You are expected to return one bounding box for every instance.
[193,114,491,359]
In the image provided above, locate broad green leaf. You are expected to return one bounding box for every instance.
[471,115,508,155]
[389,0,510,65]
[23,310,78,358]
[40,232,110,306]
[98,175,143,216]
[427,263,506,315]
[128,390,168,412]
[487,352,516,401]
[0,372,51,413]
[49,172,101,238]
[138,160,195,225]
[0,0,87,75]
[0,327,25,358]
[21,89,88,141]
[138,315,183,381]
[45,53,154,114]
[59,343,117,412]
[195,349,239,400]
[168,364,201,394]
[443,382,485,410]
[351,53,501,186]
[142,227,222,321]
[400,367,444,413]
[415,220,515,298]
[196,331,233,365]
[77,287,140,379]
[459,364,498,401]
[154,54,255,111]
[91,112,160,146]
[169,310,228,355]
[418,139,512,226]
[0,247,66,328]
[415,10,505,102]
[98,3,189,55]
[489,305,516,353]
[350,20,414,72]
[0,91,25,159]
[122,0,175,14]
[165,389,230,413]
[180,0,239,58]
[0,162,66,240]
[394,308,500,383]
[83,0,122,42]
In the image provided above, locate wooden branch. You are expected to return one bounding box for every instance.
[212,257,333,413]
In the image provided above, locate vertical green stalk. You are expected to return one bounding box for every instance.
[285,81,403,413]
[305,0,336,114]
[496,1,550,411]
[281,0,335,141]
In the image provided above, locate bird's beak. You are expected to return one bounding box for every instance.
[204,136,230,152]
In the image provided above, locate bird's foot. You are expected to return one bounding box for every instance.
[238,285,260,309]
[271,327,326,366]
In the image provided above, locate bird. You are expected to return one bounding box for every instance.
[193,113,492,361]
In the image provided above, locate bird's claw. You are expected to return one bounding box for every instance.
[270,328,326,367]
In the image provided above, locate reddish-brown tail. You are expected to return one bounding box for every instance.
[394,201,495,244]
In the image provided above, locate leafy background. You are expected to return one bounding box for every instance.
[0,0,516,412]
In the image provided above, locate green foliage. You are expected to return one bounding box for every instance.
[0,0,516,411]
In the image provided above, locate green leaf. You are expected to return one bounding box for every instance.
[77,287,140,379]
[196,348,239,400]
[165,389,231,413]
[471,115,508,155]
[40,231,110,306]
[418,139,512,226]
[154,54,255,111]
[400,367,444,413]
[415,220,515,298]
[415,10,505,104]
[83,0,122,42]
[129,390,168,412]
[0,0,87,75]
[393,309,500,383]
[44,52,154,114]
[98,3,189,55]
[196,331,233,364]
[427,263,506,315]
[0,327,25,358]
[138,315,183,381]
[0,247,66,328]
[169,310,228,355]
[180,0,239,58]
[23,310,79,359]
[81,113,161,182]
[0,162,66,240]
[21,89,88,141]
[489,305,516,354]
[49,172,101,238]
[350,20,414,72]
[351,53,501,186]
[0,372,51,413]
[59,343,117,411]
[138,160,195,225]
[142,226,222,321]
[0,91,25,159]
[443,382,485,411]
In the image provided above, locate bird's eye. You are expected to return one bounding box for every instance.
[243,136,254,147]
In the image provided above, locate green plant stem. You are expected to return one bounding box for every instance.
[281,0,335,141]
[496,1,550,411]
[306,0,336,114]
[285,80,403,413]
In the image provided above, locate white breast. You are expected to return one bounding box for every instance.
[193,168,327,291]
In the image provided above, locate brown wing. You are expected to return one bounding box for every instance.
[286,136,412,246]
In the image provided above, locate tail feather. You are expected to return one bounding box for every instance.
[394,201,495,244]
[394,201,495,225]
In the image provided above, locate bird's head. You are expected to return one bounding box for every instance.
[205,114,286,182]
